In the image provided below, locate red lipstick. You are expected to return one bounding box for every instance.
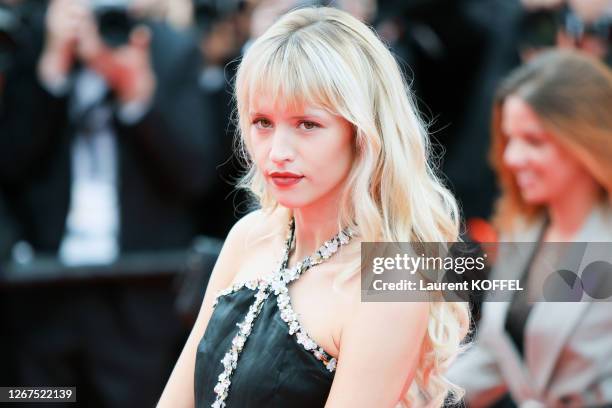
[269,171,304,188]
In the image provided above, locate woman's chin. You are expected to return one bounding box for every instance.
[273,194,314,210]
[519,190,548,206]
[276,200,307,209]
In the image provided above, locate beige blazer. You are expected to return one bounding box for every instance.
[448,205,612,408]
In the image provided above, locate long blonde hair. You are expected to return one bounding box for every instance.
[233,6,469,407]
[490,49,612,233]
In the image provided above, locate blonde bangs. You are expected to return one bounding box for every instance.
[242,39,339,121]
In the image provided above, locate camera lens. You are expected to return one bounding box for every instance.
[92,1,135,48]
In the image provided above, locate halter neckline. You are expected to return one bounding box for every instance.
[210,216,352,408]
[278,217,353,285]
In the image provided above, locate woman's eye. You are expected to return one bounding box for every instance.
[525,134,545,147]
[299,121,319,130]
[253,118,273,129]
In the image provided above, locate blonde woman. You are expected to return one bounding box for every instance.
[448,50,612,407]
[158,7,469,408]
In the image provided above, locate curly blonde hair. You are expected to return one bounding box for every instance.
[233,6,470,407]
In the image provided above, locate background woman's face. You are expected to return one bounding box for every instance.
[501,96,595,206]
[248,95,355,209]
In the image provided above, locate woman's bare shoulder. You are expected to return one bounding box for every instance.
[200,208,280,294]
[226,208,287,249]
[212,207,288,285]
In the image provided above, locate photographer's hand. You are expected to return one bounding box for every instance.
[38,0,88,89]
[78,21,156,106]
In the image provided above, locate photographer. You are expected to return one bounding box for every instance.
[519,0,611,64]
[0,0,221,406]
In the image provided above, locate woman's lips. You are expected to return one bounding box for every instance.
[515,172,537,189]
[269,173,304,187]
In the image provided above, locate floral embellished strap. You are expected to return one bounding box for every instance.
[212,278,266,308]
[212,287,270,408]
[210,218,295,408]
[278,229,352,286]
[275,285,337,371]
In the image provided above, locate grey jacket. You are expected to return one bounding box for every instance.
[448,205,612,407]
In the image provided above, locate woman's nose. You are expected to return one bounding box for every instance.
[503,139,527,171]
[269,127,296,164]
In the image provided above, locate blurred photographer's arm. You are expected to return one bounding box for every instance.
[0,0,73,185]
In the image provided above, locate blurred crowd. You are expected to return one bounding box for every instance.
[0,0,610,407]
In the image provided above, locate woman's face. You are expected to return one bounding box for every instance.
[501,95,595,205]
[248,95,355,209]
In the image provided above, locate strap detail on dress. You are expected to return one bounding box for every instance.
[212,278,264,308]
[275,286,337,371]
[269,225,353,372]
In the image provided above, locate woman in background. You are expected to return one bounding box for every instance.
[448,49,612,407]
[158,6,469,408]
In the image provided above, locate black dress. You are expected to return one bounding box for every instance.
[194,219,352,408]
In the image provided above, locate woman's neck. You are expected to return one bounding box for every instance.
[289,196,344,263]
[544,181,602,241]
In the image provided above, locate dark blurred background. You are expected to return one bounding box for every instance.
[0,0,610,406]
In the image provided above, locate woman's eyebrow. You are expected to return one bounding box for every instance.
[289,113,325,120]
[248,113,326,120]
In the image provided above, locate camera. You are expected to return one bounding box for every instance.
[562,6,611,44]
[91,0,137,48]
[192,0,245,33]
[562,5,612,66]
[519,8,561,49]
